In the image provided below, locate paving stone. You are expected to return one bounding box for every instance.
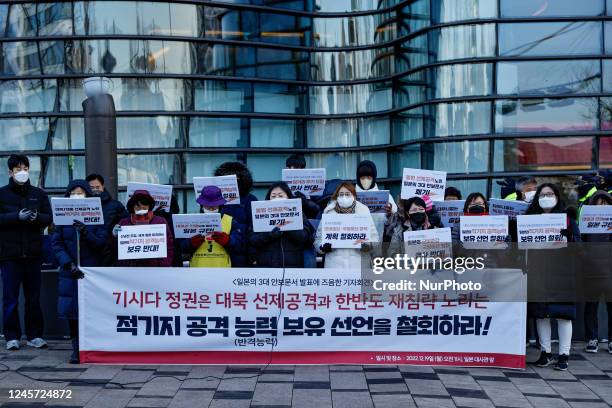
[330,371,368,390]
[168,390,214,408]
[331,390,374,408]
[126,397,171,407]
[84,389,138,408]
[404,379,449,396]
[548,380,602,401]
[371,393,416,408]
[215,376,258,392]
[413,396,456,408]
[292,389,332,408]
[135,377,181,397]
[251,382,292,406]
[293,365,329,382]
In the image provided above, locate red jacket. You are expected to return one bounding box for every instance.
[116,215,174,267]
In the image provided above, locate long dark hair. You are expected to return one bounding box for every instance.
[463,192,488,213]
[265,182,294,200]
[526,183,565,215]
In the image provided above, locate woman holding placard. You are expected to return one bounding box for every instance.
[184,186,244,268]
[526,183,580,371]
[52,180,108,364]
[248,182,315,268]
[113,190,174,267]
[315,182,379,269]
[383,196,439,246]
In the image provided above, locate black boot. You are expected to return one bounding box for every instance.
[69,338,79,364]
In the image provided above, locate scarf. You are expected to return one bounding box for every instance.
[131,211,154,225]
[334,200,356,214]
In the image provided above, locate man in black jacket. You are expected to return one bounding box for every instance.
[0,155,52,350]
[86,173,128,232]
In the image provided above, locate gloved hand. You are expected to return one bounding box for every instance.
[360,243,372,253]
[27,209,38,223]
[559,229,570,239]
[190,234,206,248]
[212,231,230,247]
[69,263,84,280]
[270,226,282,239]
[18,208,33,221]
[320,243,333,253]
[73,220,87,236]
[384,203,393,217]
[112,224,122,237]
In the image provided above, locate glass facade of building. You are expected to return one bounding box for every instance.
[0,0,610,210]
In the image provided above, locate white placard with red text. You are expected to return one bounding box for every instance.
[401,168,446,201]
[193,175,240,205]
[51,197,104,226]
[117,224,167,260]
[127,182,173,213]
[251,199,303,232]
[320,214,371,248]
[517,214,568,249]
[357,190,390,214]
[282,168,326,197]
[460,216,509,249]
[403,227,453,259]
[78,267,526,368]
[579,205,612,234]
[489,199,529,220]
[172,214,222,239]
[433,200,465,230]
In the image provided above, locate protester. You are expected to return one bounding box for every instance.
[581,190,612,354]
[314,182,378,269]
[52,180,108,364]
[444,187,462,201]
[183,186,244,268]
[355,160,397,214]
[383,196,440,253]
[527,183,580,371]
[86,174,128,232]
[113,190,174,267]
[153,194,182,267]
[0,154,52,351]
[285,154,306,170]
[463,193,489,215]
[214,162,257,266]
[249,183,315,268]
[516,176,538,203]
[284,155,321,220]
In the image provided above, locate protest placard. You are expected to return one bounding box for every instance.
[460,216,509,249]
[401,168,446,201]
[517,214,567,249]
[193,175,240,205]
[118,224,167,260]
[50,197,104,226]
[489,199,529,220]
[433,200,465,230]
[357,190,390,214]
[403,227,453,260]
[172,214,222,239]
[320,214,371,249]
[579,205,612,234]
[126,182,173,213]
[282,168,326,197]
[251,199,303,232]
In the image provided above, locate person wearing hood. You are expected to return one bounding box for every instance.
[526,183,581,371]
[355,160,397,214]
[113,190,174,267]
[51,180,108,364]
[248,182,315,268]
[581,190,612,354]
[383,196,441,254]
[214,162,257,266]
[0,155,52,351]
[86,174,128,232]
[182,186,245,268]
[314,182,379,269]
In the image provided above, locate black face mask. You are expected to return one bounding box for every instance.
[409,212,426,225]
[467,205,486,214]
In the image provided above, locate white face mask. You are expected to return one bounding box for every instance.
[135,209,149,216]
[523,190,536,203]
[13,170,29,184]
[538,196,557,210]
[360,177,373,190]
[70,194,86,199]
[202,207,219,213]
[271,196,287,201]
[337,196,355,208]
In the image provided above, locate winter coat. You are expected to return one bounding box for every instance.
[355,183,398,213]
[221,193,258,266]
[382,212,440,256]
[314,200,379,269]
[116,215,174,267]
[52,179,108,320]
[0,178,52,260]
[249,219,315,268]
[99,190,128,232]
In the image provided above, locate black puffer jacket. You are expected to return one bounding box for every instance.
[248,221,315,268]
[99,190,128,232]
[0,178,52,260]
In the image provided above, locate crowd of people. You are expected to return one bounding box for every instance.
[0,153,611,369]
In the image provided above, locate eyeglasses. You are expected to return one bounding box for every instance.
[540,193,556,198]
[337,192,353,198]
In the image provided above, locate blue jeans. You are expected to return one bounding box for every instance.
[1,259,44,341]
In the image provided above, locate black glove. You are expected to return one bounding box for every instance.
[360,243,372,253]
[27,209,38,223]
[320,243,333,253]
[69,263,84,280]
[559,229,571,239]
[293,191,307,199]
[73,220,87,236]
[18,208,33,221]
[270,226,282,239]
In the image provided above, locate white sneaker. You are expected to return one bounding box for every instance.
[6,340,20,350]
[586,339,599,353]
[26,338,48,348]
[608,342,612,354]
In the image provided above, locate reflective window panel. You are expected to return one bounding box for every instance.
[600,137,612,167]
[431,102,492,137]
[43,156,85,189]
[431,0,497,23]
[500,0,604,17]
[195,80,251,112]
[390,146,421,177]
[495,98,599,133]
[117,117,182,149]
[189,118,247,148]
[429,24,496,62]
[7,3,73,37]
[0,80,57,114]
[423,141,489,173]
[117,154,178,185]
[494,137,593,171]
[251,119,302,148]
[184,153,239,182]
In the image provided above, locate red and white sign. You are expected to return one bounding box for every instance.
[78,267,526,368]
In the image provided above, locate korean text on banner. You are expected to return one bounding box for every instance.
[357,190,390,214]
[118,224,167,260]
[579,205,612,234]
[127,182,173,213]
[517,214,567,249]
[401,168,446,201]
[51,197,104,226]
[320,214,371,249]
[251,199,303,232]
[489,199,529,220]
[282,168,326,197]
[172,214,222,239]
[460,216,509,249]
[193,175,240,205]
